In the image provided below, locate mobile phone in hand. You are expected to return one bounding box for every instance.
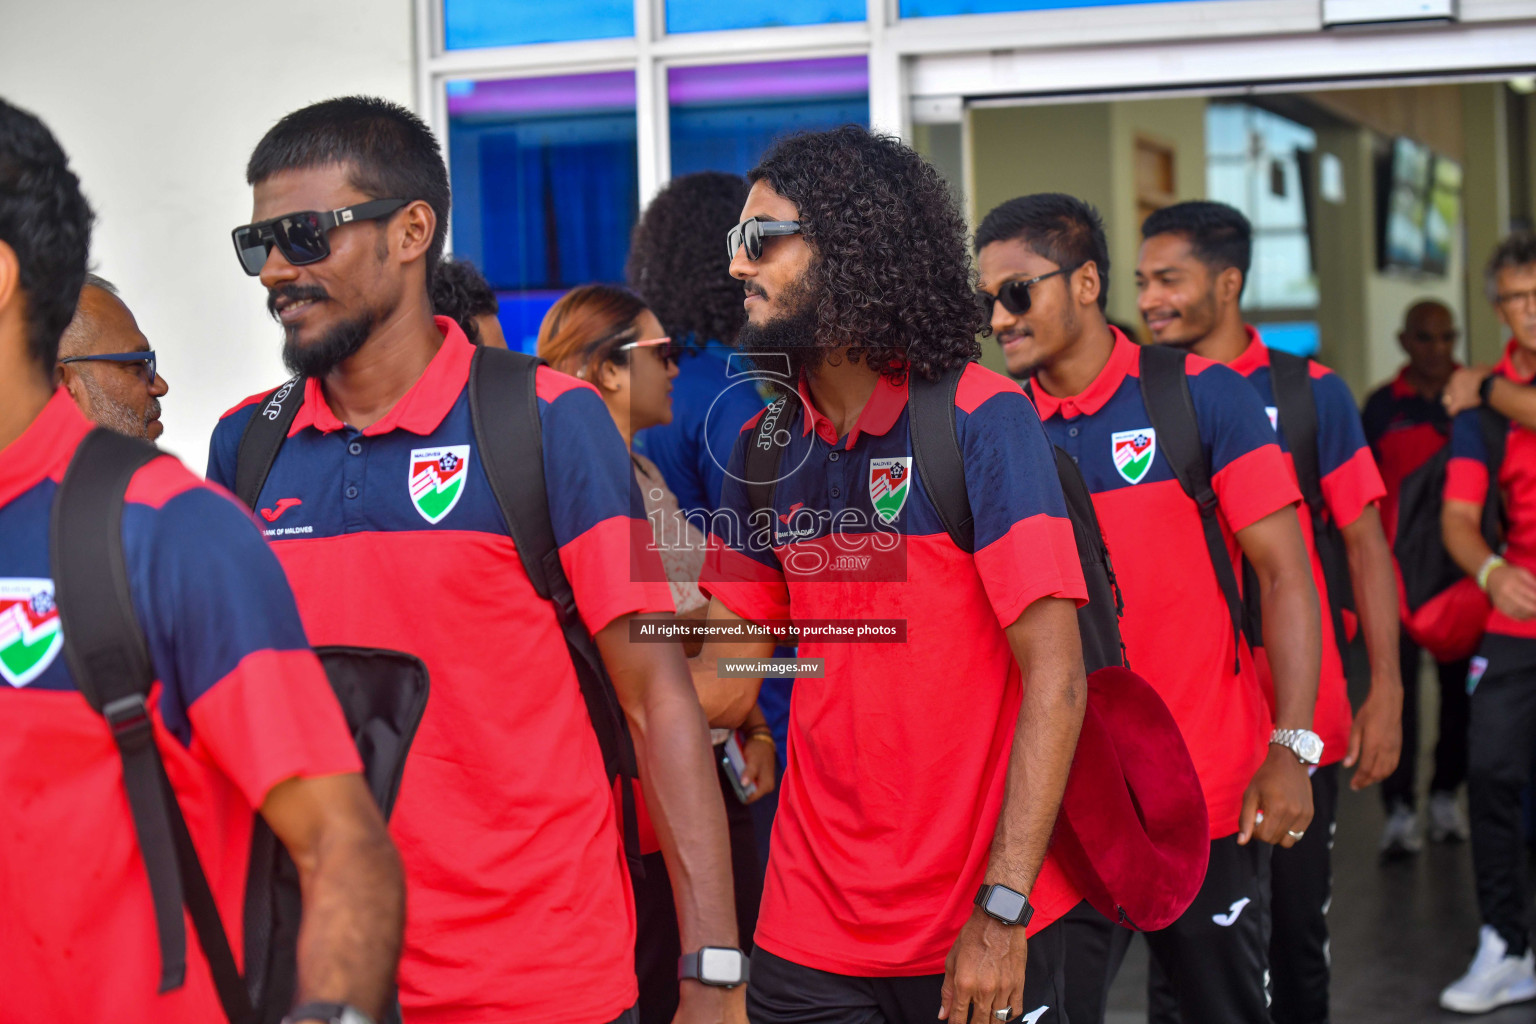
[720,733,757,804]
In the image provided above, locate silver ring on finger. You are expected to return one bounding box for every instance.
[994,1009,1012,1022]
[1287,830,1305,839]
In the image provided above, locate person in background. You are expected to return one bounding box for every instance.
[1136,200,1398,1024]
[1362,298,1470,856]
[626,170,791,871]
[430,256,505,348]
[1439,232,1536,1013]
[538,282,775,1024]
[55,273,168,439]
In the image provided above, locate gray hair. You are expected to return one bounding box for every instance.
[1485,232,1536,304]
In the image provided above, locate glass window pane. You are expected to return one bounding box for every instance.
[667,0,865,33]
[444,0,632,50]
[448,74,639,352]
[668,58,869,179]
[902,0,1168,14]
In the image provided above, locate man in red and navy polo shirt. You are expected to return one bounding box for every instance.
[1438,233,1536,1013]
[0,97,402,1024]
[1136,200,1399,1024]
[978,193,1322,1024]
[1362,299,1469,855]
[207,97,743,1024]
[694,127,1089,1024]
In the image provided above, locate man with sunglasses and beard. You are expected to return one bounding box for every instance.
[208,96,745,1024]
[56,274,168,439]
[692,126,1090,1024]
[975,193,1322,1024]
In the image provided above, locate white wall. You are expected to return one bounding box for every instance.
[0,0,416,468]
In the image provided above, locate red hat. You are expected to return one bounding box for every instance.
[1053,666,1209,932]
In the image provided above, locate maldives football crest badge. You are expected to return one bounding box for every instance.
[0,578,63,688]
[1111,429,1156,485]
[869,457,912,524]
[409,446,471,524]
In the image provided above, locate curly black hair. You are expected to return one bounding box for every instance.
[748,126,982,382]
[432,257,498,342]
[626,171,748,354]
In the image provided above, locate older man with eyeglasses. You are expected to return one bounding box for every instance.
[56,274,167,439]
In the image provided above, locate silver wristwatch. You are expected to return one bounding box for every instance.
[1271,728,1324,766]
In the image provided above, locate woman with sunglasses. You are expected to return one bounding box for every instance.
[537,285,776,1024]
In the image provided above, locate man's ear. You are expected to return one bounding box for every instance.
[394,200,437,267]
[0,240,19,318]
[1216,266,1244,307]
[1076,261,1103,309]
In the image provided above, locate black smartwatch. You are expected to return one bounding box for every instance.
[281,1003,374,1024]
[678,947,749,988]
[975,883,1034,927]
[1480,373,1500,406]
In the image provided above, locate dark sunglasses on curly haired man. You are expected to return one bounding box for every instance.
[726,217,802,264]
[232,198,408,276]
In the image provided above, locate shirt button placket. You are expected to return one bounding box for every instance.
[342,432,365,530]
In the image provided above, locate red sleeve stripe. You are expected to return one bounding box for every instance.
[954,362,1023,415]
[221,389,274,419]
[975,513,1090,627]
[1320,447,1386,530]
[185,648,362,811]
[1445,457,1491,507]
[123,456,207,511]
[534,364,599,403]
[1212,444,1302,534]
[557,514,675,635]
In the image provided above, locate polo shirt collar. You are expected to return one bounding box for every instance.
[1031,326,1137,421]
[1390,367,1417,400]
[1228,326,1269,376]
[797,372,910,450]
[0,389,91,509]
[1495,338,1536,385]
[288,315,475,438]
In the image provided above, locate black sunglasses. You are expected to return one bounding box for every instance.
[232,198,408,276]
[616,336,678,367]
[58,350,157,384]
[978,264,1082,319]
[726,218,802,264]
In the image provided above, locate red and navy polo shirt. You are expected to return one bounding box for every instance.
[1362,366,1455,544]
[208,318,673,1024]
[4,391,359,1024]
[1030,328,1301,838]
[1228,330,1386,767]
[1445,339,1536,641]
[701,362,1088,976]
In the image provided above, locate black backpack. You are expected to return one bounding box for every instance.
[1395,407,1507,616]
[1138,345,1356,671]
[51,427,430,1024]
[742,364,1126,675]
[232,346,644,876]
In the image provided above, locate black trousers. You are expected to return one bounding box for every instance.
[1382,633,1470,809]
[747,919,1069,1024]
[1269,764,1340,1024]
[1469,658,1536,955]
[633,755,762,1024]
[1064,836,1272,1024]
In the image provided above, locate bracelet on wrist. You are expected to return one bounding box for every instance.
[744,729,775,750]
[1478,554,1508,592]
[1480,373,1499,406]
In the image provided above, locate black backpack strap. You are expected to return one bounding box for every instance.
[467,346,643,876]
[909,367,974,553]
[234,377,304,510]
[1138,344,1245,673]
[742,390,799,531]
[51,429,253,1022]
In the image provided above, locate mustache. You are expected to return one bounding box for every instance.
[267,284,330,319]
[743,281,768,300]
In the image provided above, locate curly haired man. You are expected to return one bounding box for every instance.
[694,126,1089,1024]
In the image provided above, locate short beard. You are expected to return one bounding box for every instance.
[282,308,380,378]
[76,367,150,439]
[736,277,828,387]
